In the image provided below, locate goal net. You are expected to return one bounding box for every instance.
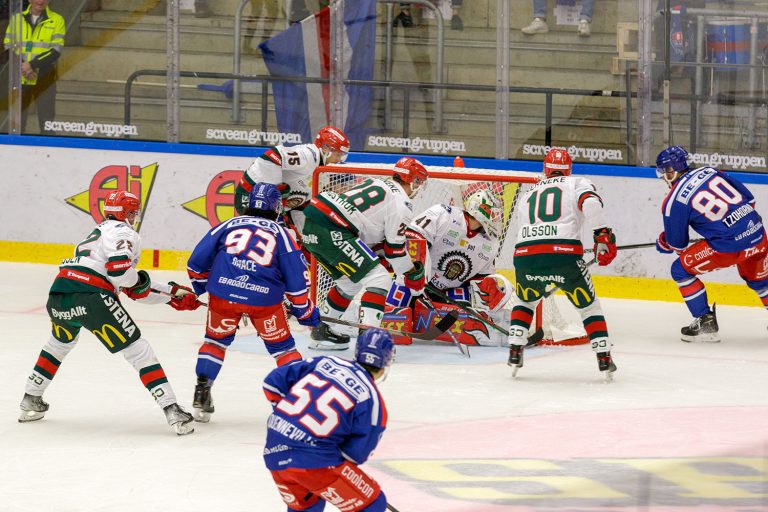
[309,163,588,346]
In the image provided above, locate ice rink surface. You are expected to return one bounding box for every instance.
[1,262,768,512]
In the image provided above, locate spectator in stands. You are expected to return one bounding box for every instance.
[3,0,65,135]
[522,0,594,37]
[393,1,464,31]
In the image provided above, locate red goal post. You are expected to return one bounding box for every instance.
[309,163,588,346]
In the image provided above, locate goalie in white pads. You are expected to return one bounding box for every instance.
[18,191,201,435]
[302,157,428,350]
[385,188,515,346]
[507,148,618,379]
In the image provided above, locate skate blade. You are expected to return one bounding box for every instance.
[192,409,211,423]
[18,410,45,422]
[172,422,195,435]
[308,340,350,351]
[510,365,521,378]
[681,333,721,343]
[602,370,615,383]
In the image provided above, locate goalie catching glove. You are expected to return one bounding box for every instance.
[593,227,617,266]
[290,299,320,327]
[471,274,513,313]
[168,282,203,311]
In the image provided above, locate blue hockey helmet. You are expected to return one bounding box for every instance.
[656,146,690,187]
[355,328,395,380]
[248,182,282,214]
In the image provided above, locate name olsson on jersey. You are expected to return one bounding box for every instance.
[521,225,558,238]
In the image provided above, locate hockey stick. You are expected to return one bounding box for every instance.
[152,288,208,307]
[386,504,401,512]
[425,284,510,337]
[584,238,703,253]
[425,285,544,346]
[417,294,470,357]
[319,310,459,342]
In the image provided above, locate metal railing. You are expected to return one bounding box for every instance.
[124,69,635,156]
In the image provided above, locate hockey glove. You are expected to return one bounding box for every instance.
[290,300,320,327]
[593,227,617,266]
[403,261,427,295]
[656,231,675,254]
[473,274,513,313]
[124,270,152,300]
[168,282,203,311]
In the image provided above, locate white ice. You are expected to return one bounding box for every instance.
[1,262,767,512]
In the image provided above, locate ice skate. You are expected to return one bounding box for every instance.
[192,377,214,423]
[192,378,214,422]
[18,393,49,423]
[507,345,524,377]
[309,322,351,350]
[681,305,720,343]
[164,403,195,435]
[597,352,617,382]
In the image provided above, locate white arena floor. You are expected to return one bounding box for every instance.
[1,262,767,512]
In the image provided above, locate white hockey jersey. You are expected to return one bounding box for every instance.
[409,204,498,289]
[52,220,171,303]
[244,143,321,211]
[313,177,414,275]
[513,175,606,257]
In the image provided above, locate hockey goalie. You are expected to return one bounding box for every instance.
[382,188,514,346]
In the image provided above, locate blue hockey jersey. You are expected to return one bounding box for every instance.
[662,167,764,253]
[187,216,310,306]
[262,356,388,470]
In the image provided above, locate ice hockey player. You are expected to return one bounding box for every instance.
[302,156,429,350]
[263,328,395,512]
[234,125,350,235]
[385,188,515,346]
[186,182,320,422]
[507,148,618,379]
[655,145,768,342]
[18,191,201,435]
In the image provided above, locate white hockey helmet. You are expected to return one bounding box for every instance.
[464,188,501,238]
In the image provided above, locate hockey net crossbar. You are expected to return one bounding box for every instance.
[310,163,588,346]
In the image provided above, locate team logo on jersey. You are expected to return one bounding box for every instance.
[64,163,158,231]
[437,251,473,283]
[182,170,244,228]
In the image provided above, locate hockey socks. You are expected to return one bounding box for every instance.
[196,339,230,381]
[25,335,79,396]
[122,338,178,408]
[672,260,710,318]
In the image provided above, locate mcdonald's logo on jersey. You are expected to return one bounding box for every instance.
[563,287,593,307]
[182,170,244,228]
[51,323,74,342]
[91,324,128,350]
[64,163,159,232]
[515,283,542,302]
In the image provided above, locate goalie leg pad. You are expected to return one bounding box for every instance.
[382,306,414,345]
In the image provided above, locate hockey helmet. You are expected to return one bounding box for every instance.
[104,191,141,227]
[315,126,350,164]
[393,157,428,198]
[248,182,283,214]
[656,145,690,188]
[355,328,395,381]
[464,188,501,238]
[543,148,573,178]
